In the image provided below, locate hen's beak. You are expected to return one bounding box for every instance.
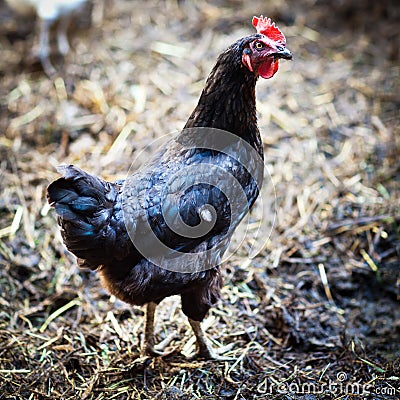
[273,47,292,60]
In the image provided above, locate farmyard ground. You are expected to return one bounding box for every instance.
[0,0,399,399]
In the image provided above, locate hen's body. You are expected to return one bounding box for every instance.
[48,24,291,358]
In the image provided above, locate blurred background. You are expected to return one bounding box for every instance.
[0,0,399,398]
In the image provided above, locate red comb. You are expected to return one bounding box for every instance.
[252,15,286,44]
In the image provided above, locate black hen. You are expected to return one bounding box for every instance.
[47,16,291,359]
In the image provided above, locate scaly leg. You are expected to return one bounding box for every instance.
[141,302,176,356]
[141,302,157,355]
[189,318,232,360]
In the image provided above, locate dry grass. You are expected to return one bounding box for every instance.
[0,0,399,399]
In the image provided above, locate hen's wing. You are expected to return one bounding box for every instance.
[122,145,255,269]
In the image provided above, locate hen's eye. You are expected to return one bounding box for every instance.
[255,42,264,50]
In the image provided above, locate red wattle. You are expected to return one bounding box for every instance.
[258,59,279,79]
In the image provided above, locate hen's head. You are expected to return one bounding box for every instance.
[241,16,292,79]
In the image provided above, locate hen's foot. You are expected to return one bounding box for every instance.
[141,339,177,357]
[188,318,234,361]
[192,342,234,361]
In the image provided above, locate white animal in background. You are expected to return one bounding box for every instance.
[5,0,88,76]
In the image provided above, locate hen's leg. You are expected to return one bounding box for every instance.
[188,319,218,359]
[141,302,158,355]
[188,319,234,360]
[38,19,56,76]
[181,270,230,359]
[141,302,176,356]
[57,15,71,56]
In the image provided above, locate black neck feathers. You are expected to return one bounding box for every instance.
[184,36,263,155]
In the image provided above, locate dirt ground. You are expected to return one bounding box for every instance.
[0,0,399,399]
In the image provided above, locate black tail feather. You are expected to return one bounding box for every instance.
[47,165,123,270]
